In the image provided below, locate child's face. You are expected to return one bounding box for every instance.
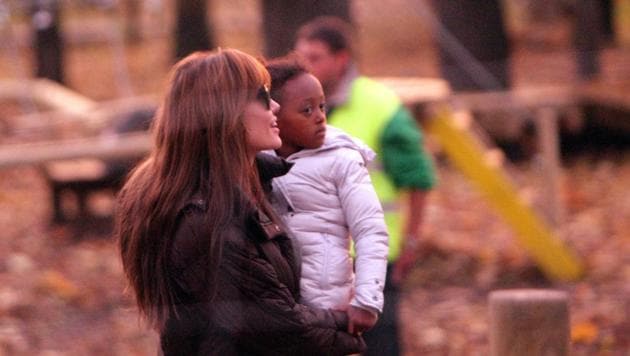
[275,73,327,157]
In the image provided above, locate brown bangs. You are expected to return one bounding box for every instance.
[219,49,270,102]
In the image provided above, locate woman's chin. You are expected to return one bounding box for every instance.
[270,138,283,150]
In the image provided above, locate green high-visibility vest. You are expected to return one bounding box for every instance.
[329,76,403,261]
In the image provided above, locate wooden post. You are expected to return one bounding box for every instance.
[489,289,570,356]
[535,107,564,227]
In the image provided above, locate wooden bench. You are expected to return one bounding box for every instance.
[0,79,158,226]
[45,158,121,223]
[41,107,154,224]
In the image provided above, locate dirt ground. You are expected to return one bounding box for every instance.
[0,1,629,355]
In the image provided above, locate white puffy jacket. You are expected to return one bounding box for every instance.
[270,126,389,313]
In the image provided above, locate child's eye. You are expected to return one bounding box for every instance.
[319,103,327,112]
[301,106,313,115]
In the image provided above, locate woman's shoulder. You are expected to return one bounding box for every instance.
[171,198,256,265]
[170,199,210,261]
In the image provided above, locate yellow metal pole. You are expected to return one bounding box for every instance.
[427,109,583,281]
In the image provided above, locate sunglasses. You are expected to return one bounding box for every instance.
[256,85,272,110]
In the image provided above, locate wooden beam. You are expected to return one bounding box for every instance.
[579,82,630,111]
[6,96,157,140]
[379,77,451,105]
[0,80,32,101]
[31,79,97,115]
[1,79,156,132]
[450,85,575,112]
[0,132,151,169]
[379,78,575,113]
[0,79,97,116]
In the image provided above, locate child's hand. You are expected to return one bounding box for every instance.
[347,305,378,335]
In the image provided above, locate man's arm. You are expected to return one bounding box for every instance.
[391,188,431,284]
[380,106,437,283]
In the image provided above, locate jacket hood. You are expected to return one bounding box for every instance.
[292,125,376,163]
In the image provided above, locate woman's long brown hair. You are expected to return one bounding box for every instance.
[116,49,271,329]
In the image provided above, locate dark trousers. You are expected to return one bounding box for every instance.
[363,263,400,356]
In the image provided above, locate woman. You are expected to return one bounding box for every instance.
[116,49,365,355]
[266,56,388,336]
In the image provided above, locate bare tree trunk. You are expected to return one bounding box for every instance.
[432,0,511,92]
[261,0,351,58]
[601,0,614,44]
[31,0,64,83]
[174,0,216,60]
[573,0,603,80]
[123,0,142,43]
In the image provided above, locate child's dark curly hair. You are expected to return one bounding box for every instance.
[265,54,311,102]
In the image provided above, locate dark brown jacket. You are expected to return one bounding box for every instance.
[160,154,365,355]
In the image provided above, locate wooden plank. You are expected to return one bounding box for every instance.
[579,82,630,111]
[0,79,97,116]
[0,132,151,169]
[30,79,97,115]
[450,85,575,112]
[379,77,575,112]
[44,159,108,182]
[0,80,32,101]
[0,80,156,134]
[6,96,157,140]
[378,77,451,105]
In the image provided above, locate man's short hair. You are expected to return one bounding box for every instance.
[296,16,355,55]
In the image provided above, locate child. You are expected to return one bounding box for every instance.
[266,56,389,335]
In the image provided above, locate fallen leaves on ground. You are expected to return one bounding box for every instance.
[0,151,628,355]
